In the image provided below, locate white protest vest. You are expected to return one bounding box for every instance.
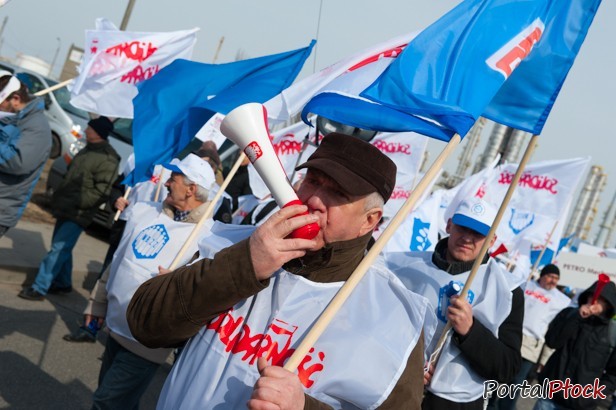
[106,202,210,341]
[157,222,431,410]
[522,280,570,340]
[385,252,523,402]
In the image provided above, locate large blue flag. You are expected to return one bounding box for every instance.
[482,0,601,134]
[125,40,315,186]
[302,0,600,141]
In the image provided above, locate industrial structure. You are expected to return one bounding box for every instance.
[566,165,607,241]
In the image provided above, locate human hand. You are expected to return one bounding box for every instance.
[579,302,604,318]
[114,197,129,211]
[447,295,474,336]
[249,205,318,281]
[424,362,435,386]
[247,357,305,410]
[157,265,172,275]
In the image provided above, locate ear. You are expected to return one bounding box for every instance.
[446,218,452,234]
[359,208,383,236]
[186,183,197,198]
[489,234,497,247]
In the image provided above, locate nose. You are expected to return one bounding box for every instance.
[300,188,326,213]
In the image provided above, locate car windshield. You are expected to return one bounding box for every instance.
[51,82,89,119]
[111,118,133,144]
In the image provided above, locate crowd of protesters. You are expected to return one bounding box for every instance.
[3,68,616,410]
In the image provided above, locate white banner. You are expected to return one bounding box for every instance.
[447,157,590,254]
[264,31,418,123]
[555,251,616,290]
[70,18,198,118]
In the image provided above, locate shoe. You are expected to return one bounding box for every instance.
[18,287,45,301]
[63,327,96,343]
[48,284,73,294]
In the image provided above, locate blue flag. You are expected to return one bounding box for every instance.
[125,40,315,186]
[482,0,601,134]
[302,0,600,141]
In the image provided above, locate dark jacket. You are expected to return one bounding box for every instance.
[127,232,425,409]
[540,281,616,410]
[0,98,51,227]
[423,238,524,410]
[52,141,119,227]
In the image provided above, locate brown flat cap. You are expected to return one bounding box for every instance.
[296,132,396,202]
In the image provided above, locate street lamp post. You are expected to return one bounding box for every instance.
[120,0,137,31]
[50,37,61,78]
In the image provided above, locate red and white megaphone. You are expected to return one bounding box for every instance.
[220,103,320,240]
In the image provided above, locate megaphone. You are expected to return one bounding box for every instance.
[220,103,319,240]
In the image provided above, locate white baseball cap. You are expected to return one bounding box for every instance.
[451,198,496,236]
[163,153,215,190]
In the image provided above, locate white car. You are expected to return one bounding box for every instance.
[0,61,88,159]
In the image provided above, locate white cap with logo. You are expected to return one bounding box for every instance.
[451,198,497,236]
[163,153,215,190]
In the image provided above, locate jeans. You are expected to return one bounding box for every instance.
[92,336,160,410]
[533,398,567,410]
[0,225,9,238]
[494,358,536,410]
[32,219,84,295]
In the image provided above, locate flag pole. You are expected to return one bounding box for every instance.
[153,170,166,203]
[283,134,462,372]
[426,134,539,372]
[113,187,132,222]
[167,152,246,270]
[526,219,559,281]
[33,78,73,97]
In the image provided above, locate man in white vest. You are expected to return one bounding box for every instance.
[71,154,216,410]
[496,264,570,410]
[127,133,430,409]
[385,198,525,410]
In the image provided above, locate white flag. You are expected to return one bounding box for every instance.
[447,157,590,254]
[264,31,418,123]
[70,18,198,118]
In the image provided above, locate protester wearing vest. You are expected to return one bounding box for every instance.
[385,198,525,410]
[75,154,216,409]
[0,71,51,237]
[534,280,616,410]
[127,133,430,409]
[18,116,119,301]
[497,264,570,410]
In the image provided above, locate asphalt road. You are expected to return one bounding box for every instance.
[0,219,169,410]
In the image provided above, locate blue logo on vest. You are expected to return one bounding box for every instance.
[508,208,535,235]
[410,218,432,251]
[437,281,475,322]
[132,224,169,259]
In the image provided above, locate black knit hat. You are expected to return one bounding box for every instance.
[540,263,560,277]
[296,132,397,202]
[88,116,114,139]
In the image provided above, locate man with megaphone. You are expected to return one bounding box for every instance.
[127,132,430,409]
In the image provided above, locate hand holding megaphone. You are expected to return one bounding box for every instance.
[220,103,320,240]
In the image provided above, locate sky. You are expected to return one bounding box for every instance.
[1,0,615,244]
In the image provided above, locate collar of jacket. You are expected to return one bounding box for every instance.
[283,231,373,283]
[161,200,211,224]
[1,97,44,125]
[431,237,489,275]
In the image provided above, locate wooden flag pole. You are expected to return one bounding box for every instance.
[33,79,73,97]
[167,153,246,270]
[113,187,132,222]
[526,219,560,281]
[283,134,462,372]
[427,134,539,371]
[153,171,166,203]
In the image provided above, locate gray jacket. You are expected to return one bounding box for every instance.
[0,98,51,228]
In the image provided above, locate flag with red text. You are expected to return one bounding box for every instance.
[70,18,198,118]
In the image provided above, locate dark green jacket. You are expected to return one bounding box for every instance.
[52,141,119,227]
